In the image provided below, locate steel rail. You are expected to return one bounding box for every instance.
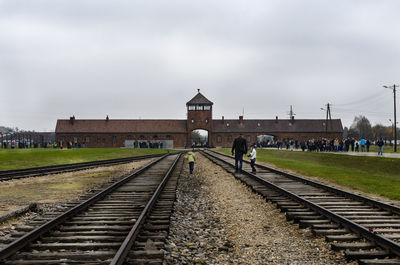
[209,149,400,215]
[110,153,181,265]
[203,150,400,257]
[0,153,166,181]
[0,153,171,260]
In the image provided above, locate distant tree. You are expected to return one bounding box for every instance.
[191,130,201,144]
[372,124,391,140]
[347,127,359,139]
[343,127,349,138]
[350,115,373,139]
[0,126,14,134]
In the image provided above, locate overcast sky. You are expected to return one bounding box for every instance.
[1,0,399,131]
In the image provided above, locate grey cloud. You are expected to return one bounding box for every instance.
[0,0,399,130]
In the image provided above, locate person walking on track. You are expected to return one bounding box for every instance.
[248,145,257,173]
[185,151,196,174]
[231,134,248,173]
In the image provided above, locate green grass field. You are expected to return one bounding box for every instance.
[0,148,172,171]
[368,145,395,153]
[217,148,400,200]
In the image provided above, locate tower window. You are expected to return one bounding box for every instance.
[196,105,203,110]
[191,119,194,123]
[204,106,211,110]
[188,105,195,110]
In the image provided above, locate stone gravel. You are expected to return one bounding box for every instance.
[166,153,355,264]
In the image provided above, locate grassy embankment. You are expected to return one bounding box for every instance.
[217,148,400,200]
[0,148,172,171]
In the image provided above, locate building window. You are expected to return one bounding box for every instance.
[127,135,132,140]
[204,106,211,110]
[153,135,158,139]
[257,122,261,127]
[205,118,208,124]
[288,122,292,127]
[246,136,251,142]
[191,119,194,123]
[73,137,78,144]
[102,138,105,143]
[166,135,171,139]
[217,136,222,143]
[322,122,326,126]
[140,135,144,139]
[113,136,117,144]
[61,137,65,142]
[196,105,203,110]
[226,123,230,127]
[188,105,195,110]
[85,136,90,143]
[97,137,100,143]
[228,136,232,142]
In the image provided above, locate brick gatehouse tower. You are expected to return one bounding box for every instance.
[186,89,213,147]
[56,91,343,148]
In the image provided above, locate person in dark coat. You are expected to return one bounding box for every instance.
[231,134,248,173]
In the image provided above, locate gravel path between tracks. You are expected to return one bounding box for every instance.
[0,159,153,232]
[166,153,354,265]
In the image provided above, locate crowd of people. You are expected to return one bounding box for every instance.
[2,140,52,149]
[271,137,386,155]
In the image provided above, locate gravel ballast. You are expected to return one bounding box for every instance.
[166,153,354,264]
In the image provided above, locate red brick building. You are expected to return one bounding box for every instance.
[55,91,343,148]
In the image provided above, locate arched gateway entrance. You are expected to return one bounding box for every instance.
[191,129,209,147]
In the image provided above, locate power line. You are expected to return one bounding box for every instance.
[334,90,387,107]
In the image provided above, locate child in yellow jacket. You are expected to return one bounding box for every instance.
[185,151,195,174]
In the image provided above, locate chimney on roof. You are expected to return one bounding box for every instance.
[222,116,224,124]
[69,115,75,125]
[275,116,278,123]
[106,115,109,121]
[239,115,243,124]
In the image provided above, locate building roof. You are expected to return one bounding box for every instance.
[186,91,213,106]
[212,119,343,133]
[56,119,187,134]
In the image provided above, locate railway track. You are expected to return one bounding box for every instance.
[0,153,183,264]
[203,150,400,265]
[0,153,166,181]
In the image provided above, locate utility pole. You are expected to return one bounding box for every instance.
[287,105,296,119]
[384,84,397,152]
[324,103,332,136]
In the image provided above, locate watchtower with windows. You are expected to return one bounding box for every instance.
[186,89,213,147]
